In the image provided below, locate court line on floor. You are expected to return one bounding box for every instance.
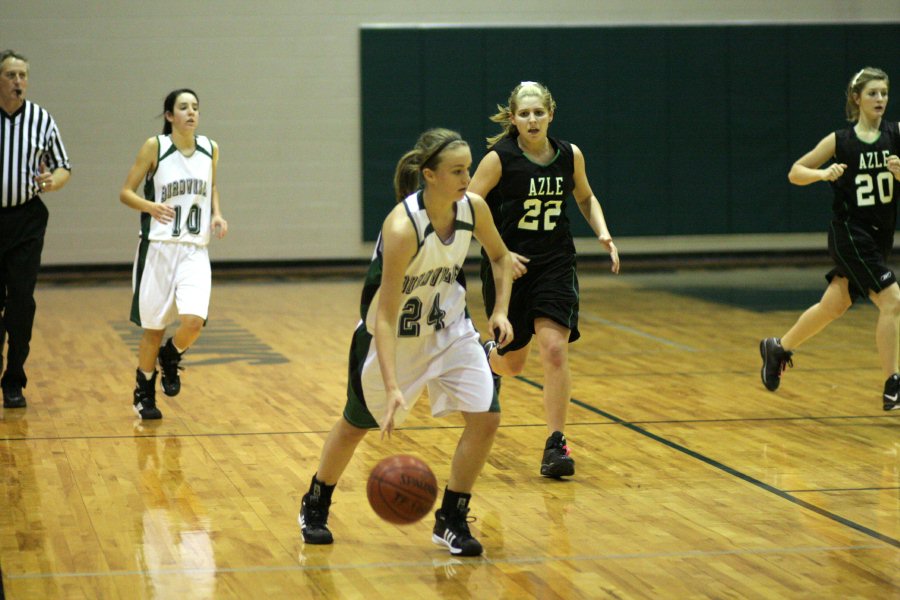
[579,313,698,352]
[3,409,897,444]
[3,543,888,581]
[515,376,900,549]
[787,486,900,493]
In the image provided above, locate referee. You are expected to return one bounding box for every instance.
[0,50,71,409]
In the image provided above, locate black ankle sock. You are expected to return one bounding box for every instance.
[166,337,186,356]
[440,487,471,514]
[310,474,336,503]
[136,369,154,383]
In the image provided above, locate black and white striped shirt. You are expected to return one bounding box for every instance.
[0,100,70,209]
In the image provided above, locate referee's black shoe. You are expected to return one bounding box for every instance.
[2,384,26,409]
[759,337,793,392]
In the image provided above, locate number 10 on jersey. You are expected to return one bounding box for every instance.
[171,204,203,236]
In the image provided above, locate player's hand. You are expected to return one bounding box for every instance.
[212,215,229,239]
[149,203,176,224]
[599,236,620,274]
[820,163,847,182]
[887,155,900,178]
[488,315,514,349]
[510,252,530,280]
[380,388,407,439]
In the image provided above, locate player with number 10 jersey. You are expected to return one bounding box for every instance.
[143,134,214,245]
[119,88,228,420]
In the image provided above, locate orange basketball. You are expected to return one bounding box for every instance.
[366,455,438,524]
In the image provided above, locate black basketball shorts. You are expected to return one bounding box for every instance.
[481,252,580,354]
[826,220,896,302]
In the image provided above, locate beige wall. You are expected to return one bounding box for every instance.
[3,1,898,265]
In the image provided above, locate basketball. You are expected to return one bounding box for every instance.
[366,455,438,524]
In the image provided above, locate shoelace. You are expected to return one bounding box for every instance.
[305,503,328,526]
[779,355,794,374]
[447,510,476,537]
[560,443,571,457]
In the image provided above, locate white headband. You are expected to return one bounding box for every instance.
[851,68,866,88]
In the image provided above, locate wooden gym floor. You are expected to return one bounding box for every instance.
[1,264,898,599]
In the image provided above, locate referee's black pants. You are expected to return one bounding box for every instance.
[0,198,48,390]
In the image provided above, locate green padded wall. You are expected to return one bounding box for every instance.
[361,24,900,242]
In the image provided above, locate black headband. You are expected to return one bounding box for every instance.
[420,137,461,171]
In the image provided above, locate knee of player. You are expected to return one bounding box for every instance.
[337,416,370,442]
[823,300,851,320]
[142,328,166,344]
[878,295,900,319]
[482,411,501,435]
[504,361,526,377]
[180,316,205,335]
[540,343,568,370]
[466,411,500,436]
[496,351,527,376]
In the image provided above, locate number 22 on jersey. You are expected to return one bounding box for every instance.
[518,198,562,231]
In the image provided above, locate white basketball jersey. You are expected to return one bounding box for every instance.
[363,191,475,336]
[142,135,214,245]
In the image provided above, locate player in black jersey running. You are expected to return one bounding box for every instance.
[469,81,619,478]
[759,67,900,410]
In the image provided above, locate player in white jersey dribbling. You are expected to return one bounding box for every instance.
[119,88,228,420]
[298,128,514,557]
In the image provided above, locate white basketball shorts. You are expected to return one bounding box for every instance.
[133,240,211,329]
[359,316,495,427]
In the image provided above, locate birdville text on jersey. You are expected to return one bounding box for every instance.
[160,178,208,202]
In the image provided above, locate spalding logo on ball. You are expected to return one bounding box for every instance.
[367,455,438,524]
